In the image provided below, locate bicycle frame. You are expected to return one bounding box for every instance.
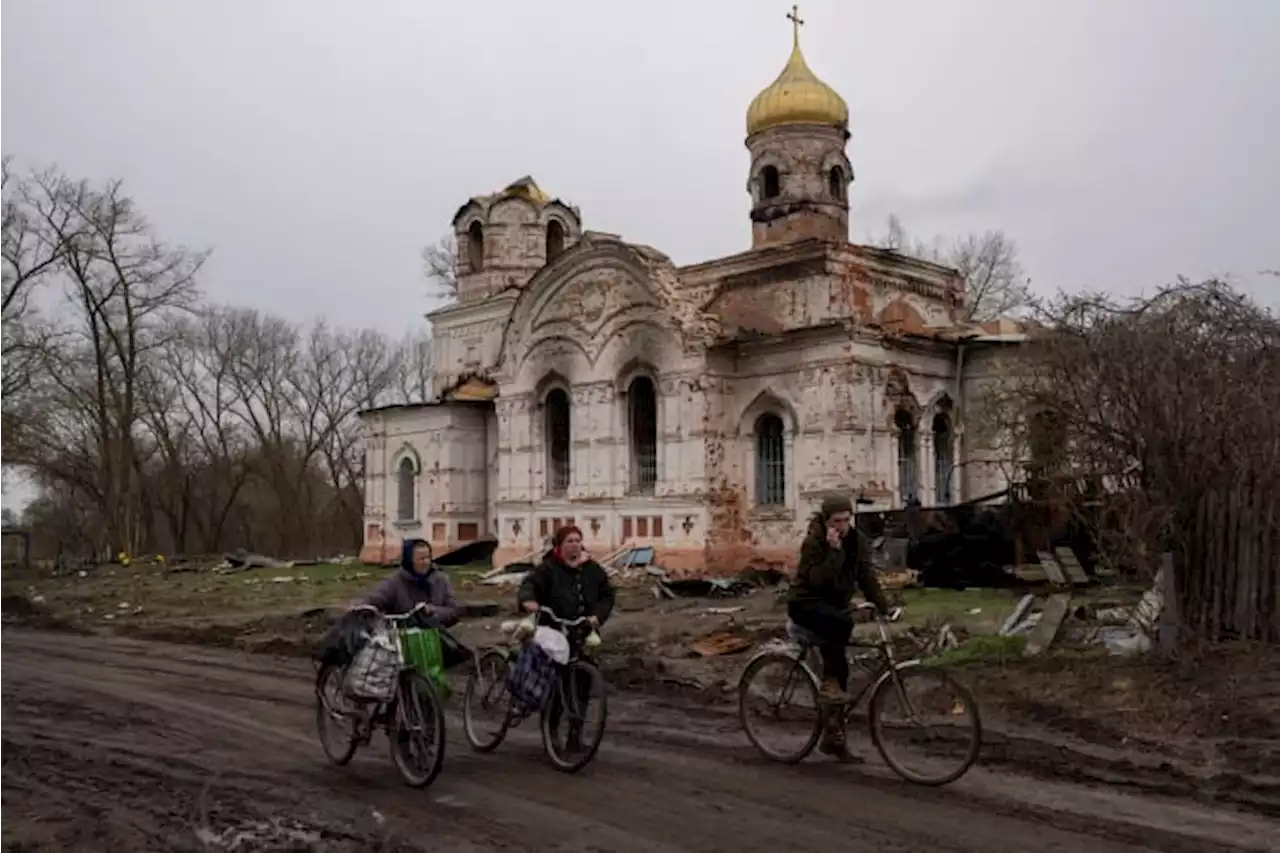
[746,604,914,722]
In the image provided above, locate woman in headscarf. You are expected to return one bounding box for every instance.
[517,525,615,753]
[363,538,461,626]
[518,525,614,630]
[789,495,892,759]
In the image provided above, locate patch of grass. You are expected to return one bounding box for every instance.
[923,634,1028,667]
[896,587,1021,634]
[17,556,509,632]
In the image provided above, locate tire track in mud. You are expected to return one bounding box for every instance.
[2,629,1275,853]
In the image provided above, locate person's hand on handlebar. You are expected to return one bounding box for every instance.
[849,601,904,623]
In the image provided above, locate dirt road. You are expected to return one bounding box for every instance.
[2,630,1274,853]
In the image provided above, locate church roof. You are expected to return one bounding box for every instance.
[498,175,550,205]
[746,8,848,137]
[451,175,578,226]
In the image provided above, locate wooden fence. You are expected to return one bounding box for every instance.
[1179,480,1280,643]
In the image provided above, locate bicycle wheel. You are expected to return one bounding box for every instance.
[315,664,358,766]
[738,652,822,763]
[540,659,607,774]
[388,671,447,788]
[463,650,514,753]
[868,664,982,786]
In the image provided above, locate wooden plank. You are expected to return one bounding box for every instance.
[1023,594,1071,657]
[1013,563,1047,583]
[1035,551,1069,586]
[1054,546,1091,586]
[999,594,1036,636]
[1158,552,1180,658]
[1024,594,1072,656]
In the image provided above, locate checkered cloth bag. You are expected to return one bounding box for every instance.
[506,641,559,716]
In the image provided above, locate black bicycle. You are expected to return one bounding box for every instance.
[462,606,608,773]
[738,601,982,786]
[314,602,447,788]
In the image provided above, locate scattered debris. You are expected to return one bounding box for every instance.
[689,630,754,658]
[877,567,919,590]
[482,571,528,588]
[705,606,745,616]
[649,565,785,600]
[1054,546,1092,584]
[1088,563,1168,655]
[225,549,295,572]
[1023,593,1071,657]
[195,818,323,852]
[998,594,1036,636]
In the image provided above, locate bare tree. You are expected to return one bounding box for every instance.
[873,215,1031,322]
[392,329,434,404]
[9,162,429,560]
[2,160,83,399]
[6,167,206,554]
[422,233,457,298]
[977,279,1280,643]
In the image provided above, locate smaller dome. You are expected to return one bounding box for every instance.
[746,26,848,137]
[498,175,551,205]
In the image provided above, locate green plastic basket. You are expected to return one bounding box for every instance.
[399,627,451,699]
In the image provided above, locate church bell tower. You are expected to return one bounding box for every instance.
[745,6,852,249]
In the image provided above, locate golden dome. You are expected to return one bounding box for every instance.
[498,175,550,205]
[746,8,848,137]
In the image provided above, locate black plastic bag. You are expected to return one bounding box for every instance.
[312,611,368,668]
[438,627,473,670]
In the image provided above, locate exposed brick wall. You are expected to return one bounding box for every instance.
[746,124,851,250]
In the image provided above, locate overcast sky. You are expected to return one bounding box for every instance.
[5,0,1278,338]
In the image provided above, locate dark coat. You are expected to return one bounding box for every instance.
[516,551,616,625]
[788,515,890,614]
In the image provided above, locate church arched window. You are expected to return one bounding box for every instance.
[754,413,786,506]
[467,221,485,273]
[544,387,571,496]
[828,165,845,201]
[627,376,658,494]
[896,407,919,505]
[546,219,565,263]
[396,457,417,521]
[933,412,954,504]
[761,165,780,201]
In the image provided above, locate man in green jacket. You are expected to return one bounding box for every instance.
[788,495,894,759]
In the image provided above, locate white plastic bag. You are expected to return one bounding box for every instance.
[532,626,570,665]
[345,626,398,701]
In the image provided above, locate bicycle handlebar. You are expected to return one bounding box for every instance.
[530,606,591,628]
[853,601,904,623]
[348,601,433,622]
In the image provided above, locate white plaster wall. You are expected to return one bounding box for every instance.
[361,403,490,552]
[716,330,976,549]
[427,294,516,397]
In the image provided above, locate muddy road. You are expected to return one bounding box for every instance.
[2,630,1274,853]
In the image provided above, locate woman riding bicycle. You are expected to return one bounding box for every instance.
[517,525,615,630]
[789,495,891,760]
[516,525,615,751]
[363,538,461,626]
